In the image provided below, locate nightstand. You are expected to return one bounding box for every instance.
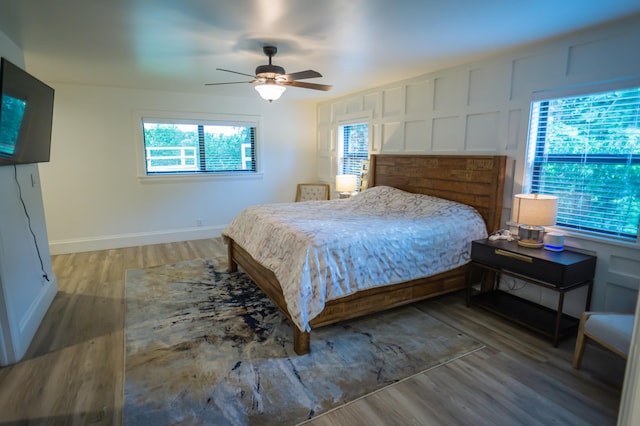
[467,238,596,346]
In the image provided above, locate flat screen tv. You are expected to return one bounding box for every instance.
[0,58,54,166]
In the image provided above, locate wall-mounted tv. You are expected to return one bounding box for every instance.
[0,58,55,166]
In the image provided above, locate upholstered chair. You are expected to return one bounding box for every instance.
[295,183,330,202]
[573,311,634,369]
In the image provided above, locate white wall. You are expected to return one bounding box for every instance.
[317,14,640,316]
[0,31,58,366]
[39,85,317,254]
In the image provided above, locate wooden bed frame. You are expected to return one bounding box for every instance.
[226,154,507,355]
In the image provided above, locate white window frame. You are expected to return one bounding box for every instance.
[523,77,640,245]
[336,115,371,192]
[133,110,263,182]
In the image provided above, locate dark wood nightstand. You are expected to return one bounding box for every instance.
[467,238,596,346]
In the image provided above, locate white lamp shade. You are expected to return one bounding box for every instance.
[254,82,286,101]
[336,174,357,192]
[511,194,558,226]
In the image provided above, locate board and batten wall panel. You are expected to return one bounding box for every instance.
[405,80,430,117]
[316,15,640,315]
[404,120,429,153]
[465,112,500,151]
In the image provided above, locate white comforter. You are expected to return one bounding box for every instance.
[222,186,488,331]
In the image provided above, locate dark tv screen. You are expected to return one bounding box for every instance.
[0,58,54,166]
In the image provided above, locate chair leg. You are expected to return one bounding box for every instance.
[573,312,591,369]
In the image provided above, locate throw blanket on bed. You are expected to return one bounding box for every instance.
[222,186,488,332]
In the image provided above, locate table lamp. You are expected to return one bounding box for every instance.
[511,194,558,248]
[336,174,357,198]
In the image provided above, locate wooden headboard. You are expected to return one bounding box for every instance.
[369,154,507,233]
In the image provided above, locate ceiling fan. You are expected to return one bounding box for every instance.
[205,45,332,102]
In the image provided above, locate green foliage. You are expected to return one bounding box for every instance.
[203,126,253,171]
[546,89,640,155]
[344,123,368,155]
[143,123,255,172]
[534,87,640,238]
[342,123,369,184]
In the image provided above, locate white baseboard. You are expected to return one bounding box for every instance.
[48,226,225,255]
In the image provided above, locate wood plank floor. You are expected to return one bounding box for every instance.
[0,238,624,425]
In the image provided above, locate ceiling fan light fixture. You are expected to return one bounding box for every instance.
[208,45,331,96]
[254,82,286,102]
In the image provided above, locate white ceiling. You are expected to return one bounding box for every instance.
[1,0,639,101]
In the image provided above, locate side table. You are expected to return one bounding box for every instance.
[467,238,596,346]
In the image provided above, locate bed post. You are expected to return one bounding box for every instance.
[293,328,310,355]
[225,237,238,273]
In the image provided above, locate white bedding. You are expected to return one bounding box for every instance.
[221,186,488,331]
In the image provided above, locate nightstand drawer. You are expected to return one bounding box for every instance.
[471,239,596,287]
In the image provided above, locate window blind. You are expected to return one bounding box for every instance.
[340,123,369,189]
[526,87,640,239]
[142,119,257,175]
[202,125,256,172]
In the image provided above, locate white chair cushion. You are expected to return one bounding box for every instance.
[300,186,327,200]
[585,313,634,356]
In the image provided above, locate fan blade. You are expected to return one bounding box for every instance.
[216,68,257,78]
[205,81,254,86]
[282,70,322,81]
[282,80,332,91]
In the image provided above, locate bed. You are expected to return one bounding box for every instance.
[223,154,506,354]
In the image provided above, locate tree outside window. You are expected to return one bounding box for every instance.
[339,123,369,190]
[142,120,256,175]
[525,86,640,240]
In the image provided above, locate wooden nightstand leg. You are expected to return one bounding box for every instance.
[466,262,487,307]
[466,265,472,307]
[585,280,593,310]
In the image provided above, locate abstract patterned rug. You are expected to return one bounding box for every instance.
[124,257,483,425]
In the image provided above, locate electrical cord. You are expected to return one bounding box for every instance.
[504,276,527,291]
[13,165,50,283]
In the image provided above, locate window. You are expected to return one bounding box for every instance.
[524,85,640,240]
[339,122,369,189]
[141,117,257,175]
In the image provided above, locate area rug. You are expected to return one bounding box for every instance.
[124,257,484,425]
